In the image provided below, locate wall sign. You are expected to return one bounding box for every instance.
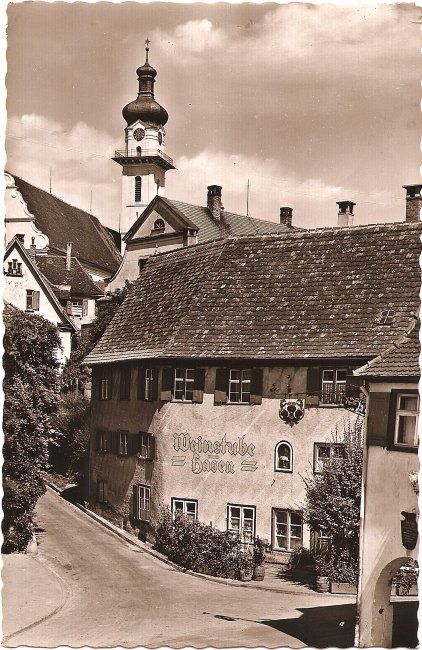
[172,432,256,474]
[401,511,418,550]
[279,398,305,426]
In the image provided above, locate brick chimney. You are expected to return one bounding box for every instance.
[336,201,355,228]
[66,242,72,271]
[280,207,293,228]
[29,237,36,262]
[207,185,222,220]
[402,184,422,223]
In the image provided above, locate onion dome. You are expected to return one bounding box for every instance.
[122,40,168,129]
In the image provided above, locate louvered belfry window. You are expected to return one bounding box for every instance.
[135,176,142,202]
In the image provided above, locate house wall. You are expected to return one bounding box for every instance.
[356,381,419,648]
[4,176,49,250]
[89,363,359,553]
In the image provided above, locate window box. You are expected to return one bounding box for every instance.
[272,509,303,551]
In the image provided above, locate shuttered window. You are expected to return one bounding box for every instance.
[137,367,158,401]
[161,367,205,403]
[133,484,151,521]
[215,368,263,405]
[97,480,107,503]
[119,366,131,400]
[134,176,142,202]
[99,366,112,400]
[139,433,156,460]
[26,290,40,311]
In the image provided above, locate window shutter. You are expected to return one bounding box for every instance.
[133,484,140,519]
[82,299,88,317]
[106,430,112,453]
[193,368,206,404]
[66,300,72,315]
[345,371,362,400]
[103,481,108,503]
[151,368,159,401]
[137,366,146,400]
[214,368,228,405]
[130,433,140,456]
[33,291,40,310]
[150,435,157,460]
[250,368,263,405]
[161,367,173,401]
[306,367,320,406]
[96,430,101,452]
[111,431,119,455]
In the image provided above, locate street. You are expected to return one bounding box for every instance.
[5,489,357,648]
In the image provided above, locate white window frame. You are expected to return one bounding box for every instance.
[313,442,345,473]
[97,431,108,454]
[228,369,251,404]
[139,432,154,459]
[227,504,256,543]
[71,300,83,318]
[136,485,151,521]
[145,368,154,401]
[273,509,303,552]
[171,498,198,521]
[100,367,112,400]
[274,441,293,473]
[97,480,107,503]
[321,369,347,404]
[173,368,195,402]
[26,289,40,311]
[118,431,128,456]
[394,393,419,448]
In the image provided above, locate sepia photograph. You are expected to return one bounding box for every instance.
[2,1,421,648]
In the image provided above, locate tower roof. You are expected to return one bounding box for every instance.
[122,40,168,129]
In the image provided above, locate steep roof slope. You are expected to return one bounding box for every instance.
[354,320,420,379]
[85,221,421,364]
[36,255,104,299]
[12,175,121,274]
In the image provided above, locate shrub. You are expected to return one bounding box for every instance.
[393,559,419,595]
[253,537,266,568]
[289,545,315,570]
[154,506,253,579]
[50,392,90,480]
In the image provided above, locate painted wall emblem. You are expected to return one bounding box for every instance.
[279,398,305,427]
[171,432,256,474]
[401,511,418,550]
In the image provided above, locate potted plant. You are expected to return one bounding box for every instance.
[252,537,266,581]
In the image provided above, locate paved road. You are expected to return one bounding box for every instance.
[6,490,356,648]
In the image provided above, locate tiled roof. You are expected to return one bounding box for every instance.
[167,200,291,243]
[85,221,422,365]
[354,320,420,378]
[11,175,121,274]
[36,255,104,299]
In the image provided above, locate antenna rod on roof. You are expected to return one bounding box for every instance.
[49,168,52,194]
[90,189,92,214]
[246,178,250,217]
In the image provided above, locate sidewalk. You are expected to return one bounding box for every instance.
[2,552,68,642]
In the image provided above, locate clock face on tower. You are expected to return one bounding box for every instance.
[133,128,145,141]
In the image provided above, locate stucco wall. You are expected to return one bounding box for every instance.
[89,364,358,549]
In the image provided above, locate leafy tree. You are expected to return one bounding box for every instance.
[303,418,363,584]
[49,392,91,480]
[3,305,61,552]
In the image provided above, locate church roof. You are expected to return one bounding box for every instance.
[10,175,121,275]
[85,220,421,365]
[35,255,104,300]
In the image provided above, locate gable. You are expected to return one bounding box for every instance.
[124,197,197,242]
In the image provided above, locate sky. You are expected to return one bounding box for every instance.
[5,1,421,231]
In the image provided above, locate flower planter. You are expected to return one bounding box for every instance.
[253,564,265,581]
[315,576,330,593]
[330,581,357,595]
[239,569,253,582]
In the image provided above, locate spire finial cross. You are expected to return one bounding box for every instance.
[145,37,150,62]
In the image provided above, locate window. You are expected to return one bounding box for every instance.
[311,529,330,555]
[134,484,151,521]
[275,441,293,472]
[119,366,131,400]
[97,430,109,453]
[99,367,112,400]
[173,368,195,402]
[313,442,345,473]
[7,259,22,276]
[136,146,142,157]
[71,300,83,318]
[139,432,156,460]
[135,176,142,202]
[394,394,419,447]
[273,509,303,551]
[321,369,347,404]
[227,504,256,543]
[97,480,107,503]
[228,369,251,404]
[118,431,129,456]
[171,498,198,521]
[377,309,395,325]
[138,367,156,401]
[153,218,165,230]
[26,289,40,311]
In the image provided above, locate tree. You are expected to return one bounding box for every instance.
[303,418,363,584]
[49,392,91,480]
[3,305,61,552]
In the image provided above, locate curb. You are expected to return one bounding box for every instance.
[46,483,354,598]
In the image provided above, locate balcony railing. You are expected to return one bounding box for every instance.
[113,149,174,166]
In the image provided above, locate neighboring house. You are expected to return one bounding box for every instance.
[355,320,419,648]
[4,236,76,363]
[84,218,421,556]
[5,172,121,282]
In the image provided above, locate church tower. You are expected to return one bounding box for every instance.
[113,40,174,237]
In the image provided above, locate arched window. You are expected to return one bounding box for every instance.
[134,176,142,202]
[153,218,165,230]
[136,146,142,157]
[275,441,293,472]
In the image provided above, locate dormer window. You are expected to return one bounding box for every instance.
[377,309,395,325]
[7,259,22,276]
[153,218,165,231]
[134,176,142,203]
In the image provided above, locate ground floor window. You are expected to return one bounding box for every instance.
[227,504,256,543]
[313,442,345,473]
[273,509,303,551]
[394,393,419,447]
[134,484,151,521]
[97,480,107,503]
[171,498,198,521]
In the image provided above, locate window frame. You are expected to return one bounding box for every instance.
[97,430,109,454]
[153,218,165,231]
[313,442,345,474]
[173,368,195,402]
[97,479,108,503]
[272,508,303,552]
[393,391,419,449]
[134,176,142,203]
[321,368,347,404]
[274,441,293,473]
[227,503,256,544]
[26,289,40,311]
[99,366,113,400]
[228,369,251,404]
[171,497,198,521]
[135,484,151,521]
[7,259,22,276]
[118,431,129,457]
[139,432,155,460]
[71,300,83,318]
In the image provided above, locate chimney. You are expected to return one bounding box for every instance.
[336,201,355,228]
[207,185,222,220]
[29,237,36,261]
[66,242,72,271]
[402,184,422,223]
[280,207,293,228]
